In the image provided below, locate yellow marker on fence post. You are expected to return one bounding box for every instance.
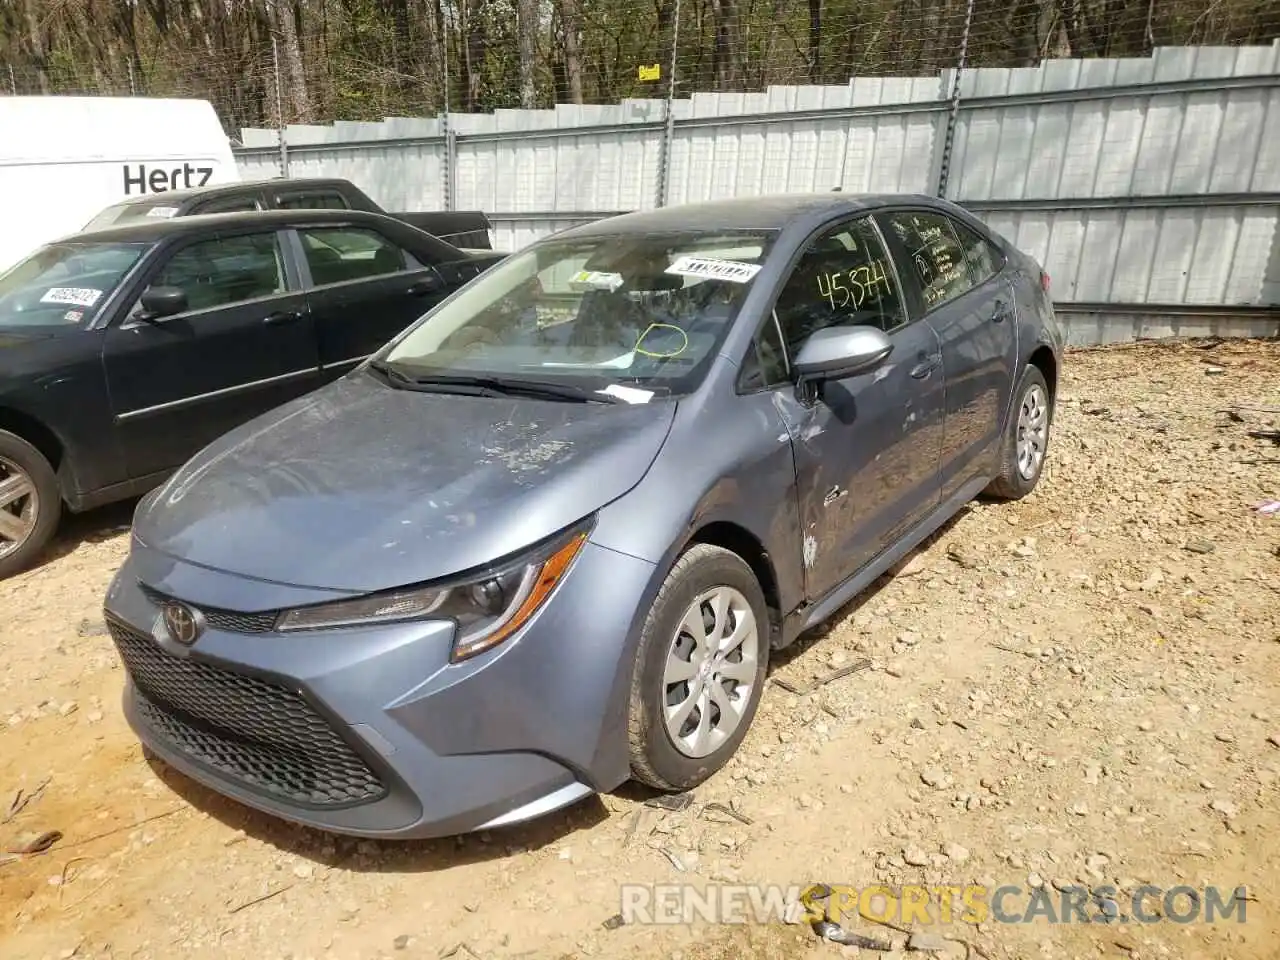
[638,64,661,82]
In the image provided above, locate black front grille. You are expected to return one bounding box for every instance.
[139,584,278,634]
[109,618,386,808]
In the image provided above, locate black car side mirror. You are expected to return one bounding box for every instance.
[138,286,188,321]
[793,326,894,383]
[406,270,445,296]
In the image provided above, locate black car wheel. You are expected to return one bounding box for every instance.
[985,364,1052,500]
[627,544,769,791]
[0,430,62,579]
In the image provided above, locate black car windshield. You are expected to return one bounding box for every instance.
[0,241,148,327]
[84,199,182,230]
[382,230,777,398]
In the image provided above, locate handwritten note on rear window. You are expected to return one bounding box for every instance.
[891,213,970,307]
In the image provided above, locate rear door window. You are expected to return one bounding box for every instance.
[297,227,410,286]
[881,211,975,312]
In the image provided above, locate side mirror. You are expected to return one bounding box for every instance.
[407,270,445,296]
[793,326,894,382]
[138,286,187,320]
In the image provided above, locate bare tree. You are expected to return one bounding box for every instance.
[558,0,585,103]
[518,0,538,107]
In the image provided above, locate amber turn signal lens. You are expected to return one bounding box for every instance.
[450,531,588,662]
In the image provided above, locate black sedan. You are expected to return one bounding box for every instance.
[0,209,505,577]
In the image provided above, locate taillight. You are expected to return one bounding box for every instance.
[1040,270,1051,294]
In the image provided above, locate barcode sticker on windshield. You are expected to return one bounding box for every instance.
[146,206,180,218]
[665,256,761,283]
[40,287,103,307]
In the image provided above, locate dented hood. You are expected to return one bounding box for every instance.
[134,370,675,592]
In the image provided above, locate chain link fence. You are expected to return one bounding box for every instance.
[2,1,1277,134]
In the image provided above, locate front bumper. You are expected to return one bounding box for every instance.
[103,538,656,839]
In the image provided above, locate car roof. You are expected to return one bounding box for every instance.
[63,208,395,244]
[552,192,945,238]
[100,177,351,209]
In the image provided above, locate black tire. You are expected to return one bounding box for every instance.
[0,430,61,579]
[985,364,1052,501]
[627,543,770,791]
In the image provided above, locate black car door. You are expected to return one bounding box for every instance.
[758,214,946,602]
[101,229,321,481]
[877,210,1019,503]
[289,223,452,377]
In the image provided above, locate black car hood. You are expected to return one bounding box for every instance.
[134,370,676,593]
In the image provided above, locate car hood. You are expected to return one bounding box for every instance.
[134,370,676,593]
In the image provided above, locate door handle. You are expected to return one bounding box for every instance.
[262,309,304,325]
[910,354,941,379]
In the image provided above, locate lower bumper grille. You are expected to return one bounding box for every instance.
[108,618,386,808]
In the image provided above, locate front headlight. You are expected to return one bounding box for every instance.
[275,521,591,662]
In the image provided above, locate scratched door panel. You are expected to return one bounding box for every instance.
[768,213,946,602]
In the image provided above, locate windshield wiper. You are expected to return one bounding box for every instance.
[369,360,621,403]
[368,358,418,387]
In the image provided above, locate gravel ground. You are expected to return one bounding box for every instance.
[1,337,1278,960]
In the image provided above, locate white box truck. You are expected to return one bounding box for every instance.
[0,96,238,272]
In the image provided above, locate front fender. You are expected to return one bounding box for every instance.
[590,386,804,615]
[584,386,804,785]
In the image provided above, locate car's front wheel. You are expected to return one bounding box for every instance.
[0,430,61,579]
[627,544,769,791]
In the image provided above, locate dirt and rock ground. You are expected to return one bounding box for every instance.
[1,338,1278,960]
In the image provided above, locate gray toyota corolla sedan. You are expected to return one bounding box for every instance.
[104,193,1062,839]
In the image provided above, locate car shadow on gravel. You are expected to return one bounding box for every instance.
[146,752,611,873]
[29,497,139,569]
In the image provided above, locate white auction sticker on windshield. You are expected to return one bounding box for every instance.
[145,206,180,218]
[40,287,103,307]
[598,383,653,404]
[569,270,624,291]
[665,256,761,283]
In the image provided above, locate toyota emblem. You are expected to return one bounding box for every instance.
[162,602,204,645]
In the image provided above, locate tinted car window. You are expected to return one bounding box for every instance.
[951,218,1003,285]
[383,231,777,397]
[0,241,147,326]
[299,228,408,286]
[883,211,973,310]
[739,314,789,390]
[278,192,349,210]
[196,197,262,214]
[772,216,907,359]
[142,233,286,314]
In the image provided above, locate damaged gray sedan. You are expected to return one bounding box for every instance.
[104,193,1062,839]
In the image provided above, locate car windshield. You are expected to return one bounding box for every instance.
[0,241,148,327]
[381,230,777,397]
[84,200,181,231]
